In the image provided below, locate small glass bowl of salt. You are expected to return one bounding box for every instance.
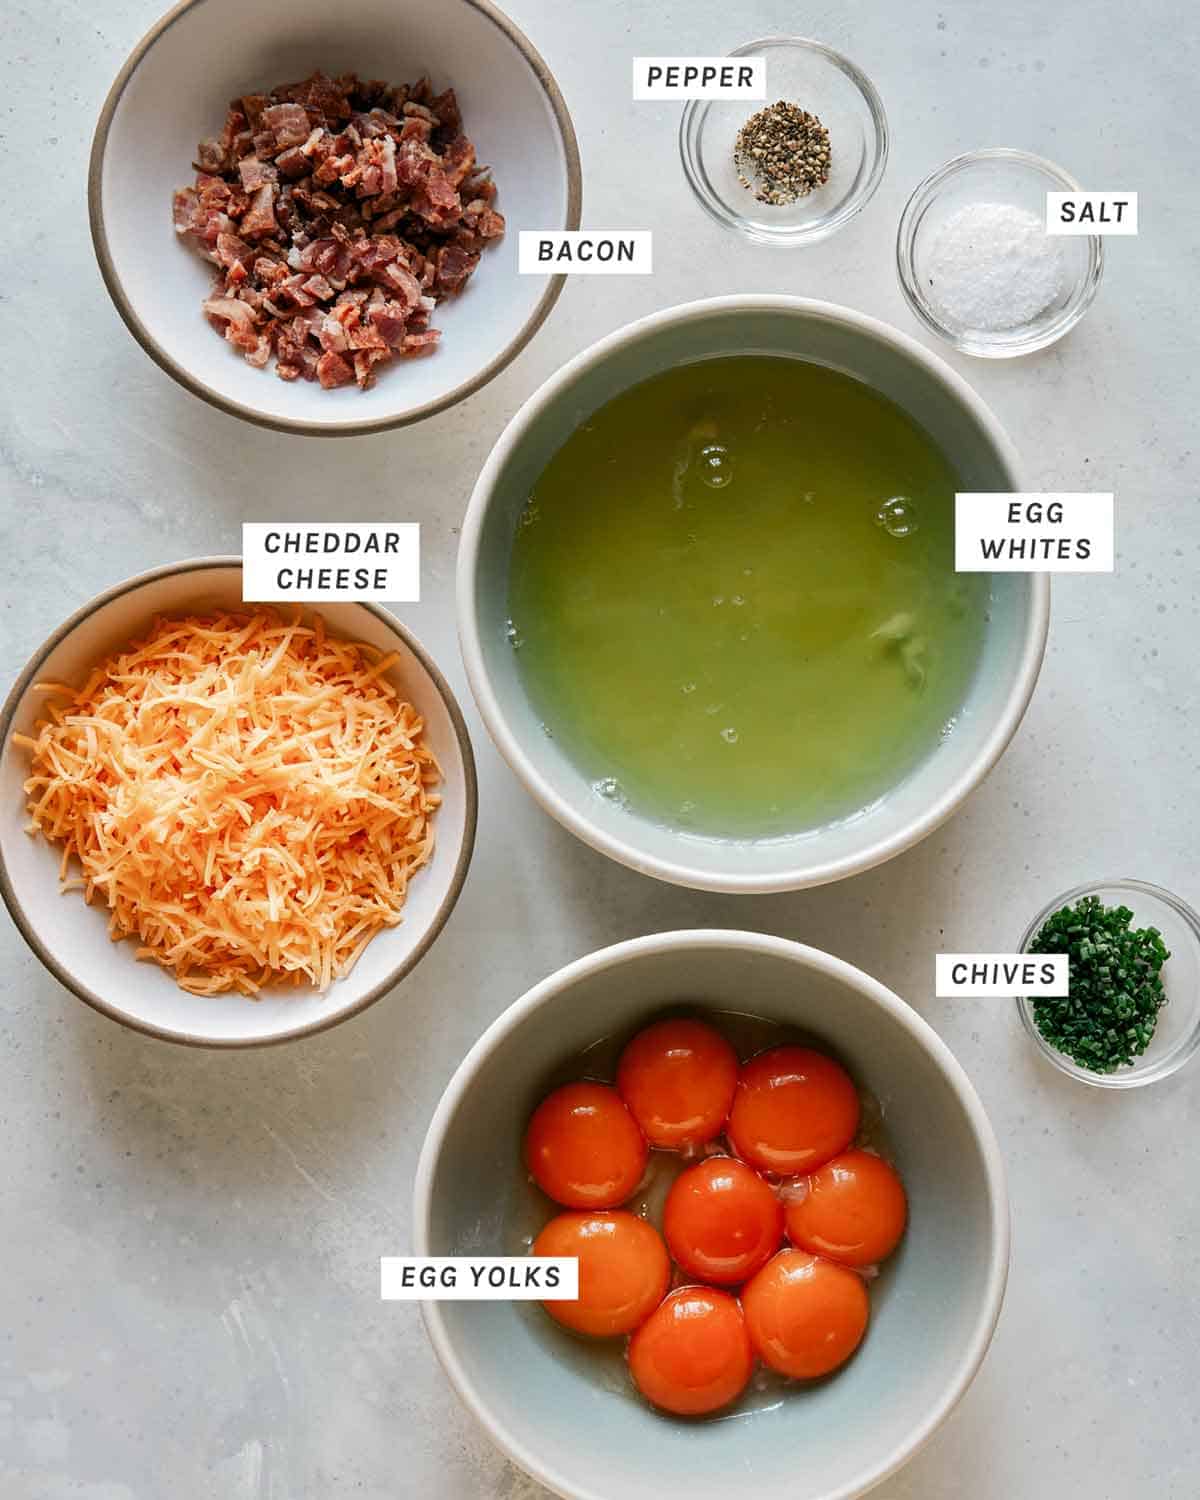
[896,148,1103,357]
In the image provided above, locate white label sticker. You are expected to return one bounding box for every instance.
[518,231,653,275]
[633,56,766,100]
[1046,191,1138,235]
[242,523,420,602]
[955,493,1114,573]
[380,1257,578,1301]
[936,954,1069,998]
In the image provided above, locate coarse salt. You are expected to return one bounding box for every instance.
[925,201,1066,332]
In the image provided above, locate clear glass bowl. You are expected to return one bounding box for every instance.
[680,36,888,247]
[896,148,1104,357]
[1017,879,1200,1088]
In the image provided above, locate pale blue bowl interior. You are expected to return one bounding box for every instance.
[423,939,1006,1500]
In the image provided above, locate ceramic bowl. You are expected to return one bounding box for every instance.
[0,559,476,1046]
[415,929,1010,1500]
[457,295,1050,893]
[89,0,581,435]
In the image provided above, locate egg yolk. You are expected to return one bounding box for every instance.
[616,1017,739,1149]
[533,1210,670,1338]
[628,1286,754,1416]
[524,1082,647,1209]
[784,1149,907,1267]
[727,1046,860,1176]
[742,1248,869,1380]
[663,1156,783,1286]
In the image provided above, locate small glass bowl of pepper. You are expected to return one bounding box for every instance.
[679,36,888,248]
[1017,879,1200,1088]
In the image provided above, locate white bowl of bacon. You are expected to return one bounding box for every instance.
[0,560,477,1046]
[88,0,581,435]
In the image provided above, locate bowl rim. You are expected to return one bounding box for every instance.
[456,292,1051,893]
[413,927,1012,1500]
[895,147,1105,359]
[87,0,584,437]
[679,35,890,248]
[0,555,478,1048]
[1015,876,1200,1088]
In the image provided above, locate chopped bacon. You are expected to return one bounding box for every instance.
[348,318,388,351]
[313,153,348,187]
[442,135,475,186]
[274,146,309,179]
[378,137,399,196]
[395,139,434,187]
[429,88,462,135]
[399,115,434,146]
[297,237,351,280]
[369,303,412,347]
[435,242,479,293]
[349,234,400,273]
[279,274,317,308]
[463,169,497,203]
[237,156,276,192]
[252,255,285,284]
[172,187,201,234]
[221,105,249,147]
[195,139,227,173]
[260,102,311,149]
[215,232,253,269]
[383,260,423,310]
[425,166,459,210]
[239,182,279,239]
[316,351,355,388]
[319,314,350,353]
[203,296,260,353]
[173,70,502,389]
[240,95,268,130]
[352,348,392,388]
[292,71,352,122]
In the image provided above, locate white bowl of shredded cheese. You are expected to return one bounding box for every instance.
[0,559,476,1046]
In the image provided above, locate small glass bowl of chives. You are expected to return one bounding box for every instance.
[1017,879,1200,1088]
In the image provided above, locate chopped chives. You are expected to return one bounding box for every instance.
[1028,896,1169,1073]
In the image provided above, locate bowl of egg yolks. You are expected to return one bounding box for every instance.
[414,929,1009,1500]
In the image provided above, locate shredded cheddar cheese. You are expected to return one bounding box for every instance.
[15,610,440,996]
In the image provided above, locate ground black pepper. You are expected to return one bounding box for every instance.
[734,101,831,206]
